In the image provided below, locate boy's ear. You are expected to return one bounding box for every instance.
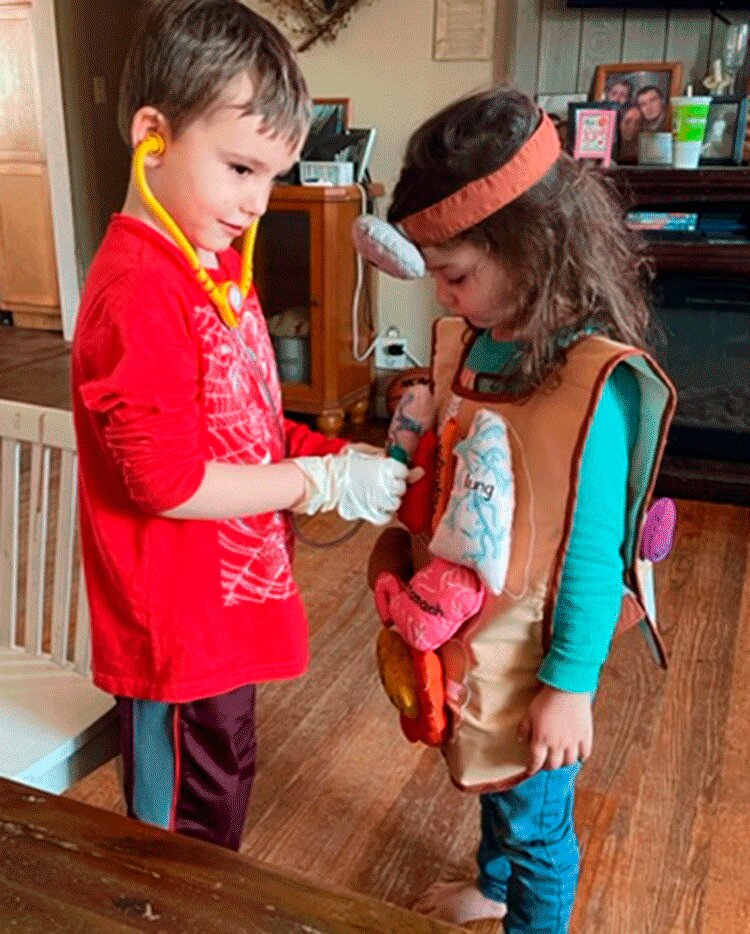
[130,107,171,161]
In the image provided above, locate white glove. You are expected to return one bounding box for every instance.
[346,442,386,457]
[293,448,409,525]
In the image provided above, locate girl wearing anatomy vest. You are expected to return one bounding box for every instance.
[356,88,676,932]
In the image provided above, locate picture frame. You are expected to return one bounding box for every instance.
[299,126,377,184]
[302,98,354,164]
[699,95,749,166]
[433,0,496,61]
[311,97,352,135]
[340,127,377,182]
[592,61,684,164]
[566,101,619,160]
[572,107,618,166]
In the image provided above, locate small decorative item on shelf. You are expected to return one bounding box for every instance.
[299,161,355,185]
[699,95,749,166]
[702,58,734,96]
[567,102,618,166]
[592,61,684,164]
[267,307,310,384]
[720,23,749,94]
[638,131,673,166]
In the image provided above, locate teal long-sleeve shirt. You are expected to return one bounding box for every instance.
[466,331,640,693]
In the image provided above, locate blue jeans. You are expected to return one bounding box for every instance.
[477,763,581,933]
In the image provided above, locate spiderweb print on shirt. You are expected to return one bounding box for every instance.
[194,292,296,606]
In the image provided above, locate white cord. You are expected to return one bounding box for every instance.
[351,182,378,363]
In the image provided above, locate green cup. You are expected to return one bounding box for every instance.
[671,96,711,168]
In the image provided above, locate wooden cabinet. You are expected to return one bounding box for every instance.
[0,2,62,331]
[253,184,381,437]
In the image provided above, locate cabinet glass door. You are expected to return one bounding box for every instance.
[255,209,314,389]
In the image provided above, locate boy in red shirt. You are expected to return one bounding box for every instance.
[72,0,410,850]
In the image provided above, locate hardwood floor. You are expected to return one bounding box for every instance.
[3,326,750,932]
[0,325,72,409]
[64,500,750,934]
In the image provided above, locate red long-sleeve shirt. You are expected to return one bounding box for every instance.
[72,215,345,702]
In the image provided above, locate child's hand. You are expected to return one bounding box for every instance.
[346,444,424,485]
[517,684,593,776]
[293,450,420,525]
[346,442,386,456]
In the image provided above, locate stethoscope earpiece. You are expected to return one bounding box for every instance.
[141,132,166,159]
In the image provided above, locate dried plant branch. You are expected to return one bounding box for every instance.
[258,0,375,52]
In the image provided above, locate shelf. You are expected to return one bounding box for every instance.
[648,241,750,275]
[604,166,750,205]
[656,453,750,507]
[270,182,385,203]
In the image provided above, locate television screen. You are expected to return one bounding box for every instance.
[568,1,750,8]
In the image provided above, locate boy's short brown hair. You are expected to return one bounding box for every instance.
[118,0,310,147]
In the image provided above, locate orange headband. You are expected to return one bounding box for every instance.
[399,112,561,247]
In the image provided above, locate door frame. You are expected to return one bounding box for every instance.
[29,0,80,341]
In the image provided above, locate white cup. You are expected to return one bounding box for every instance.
[672,140,703,169]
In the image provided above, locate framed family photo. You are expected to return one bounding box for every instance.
[699,96,749,165]
[592,61,683,163]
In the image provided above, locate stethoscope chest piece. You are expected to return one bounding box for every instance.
[217,281,245,329]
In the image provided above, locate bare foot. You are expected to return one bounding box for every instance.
[412,880,507,925]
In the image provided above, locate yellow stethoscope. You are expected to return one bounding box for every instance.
[133,132,259,330]
[133,131,285,440]
[132,132,363,547]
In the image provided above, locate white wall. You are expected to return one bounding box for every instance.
[247,0,494,364]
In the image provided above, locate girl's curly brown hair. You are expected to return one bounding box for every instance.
[388,87,653,391]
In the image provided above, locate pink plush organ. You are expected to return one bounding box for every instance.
[640,497,676,562]
[374,557,485,653]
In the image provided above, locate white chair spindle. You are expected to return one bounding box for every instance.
[25,441,51,657]
[50,449,77,667]
[0,437,21,650]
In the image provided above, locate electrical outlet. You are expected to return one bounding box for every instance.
[375,334,409,370]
